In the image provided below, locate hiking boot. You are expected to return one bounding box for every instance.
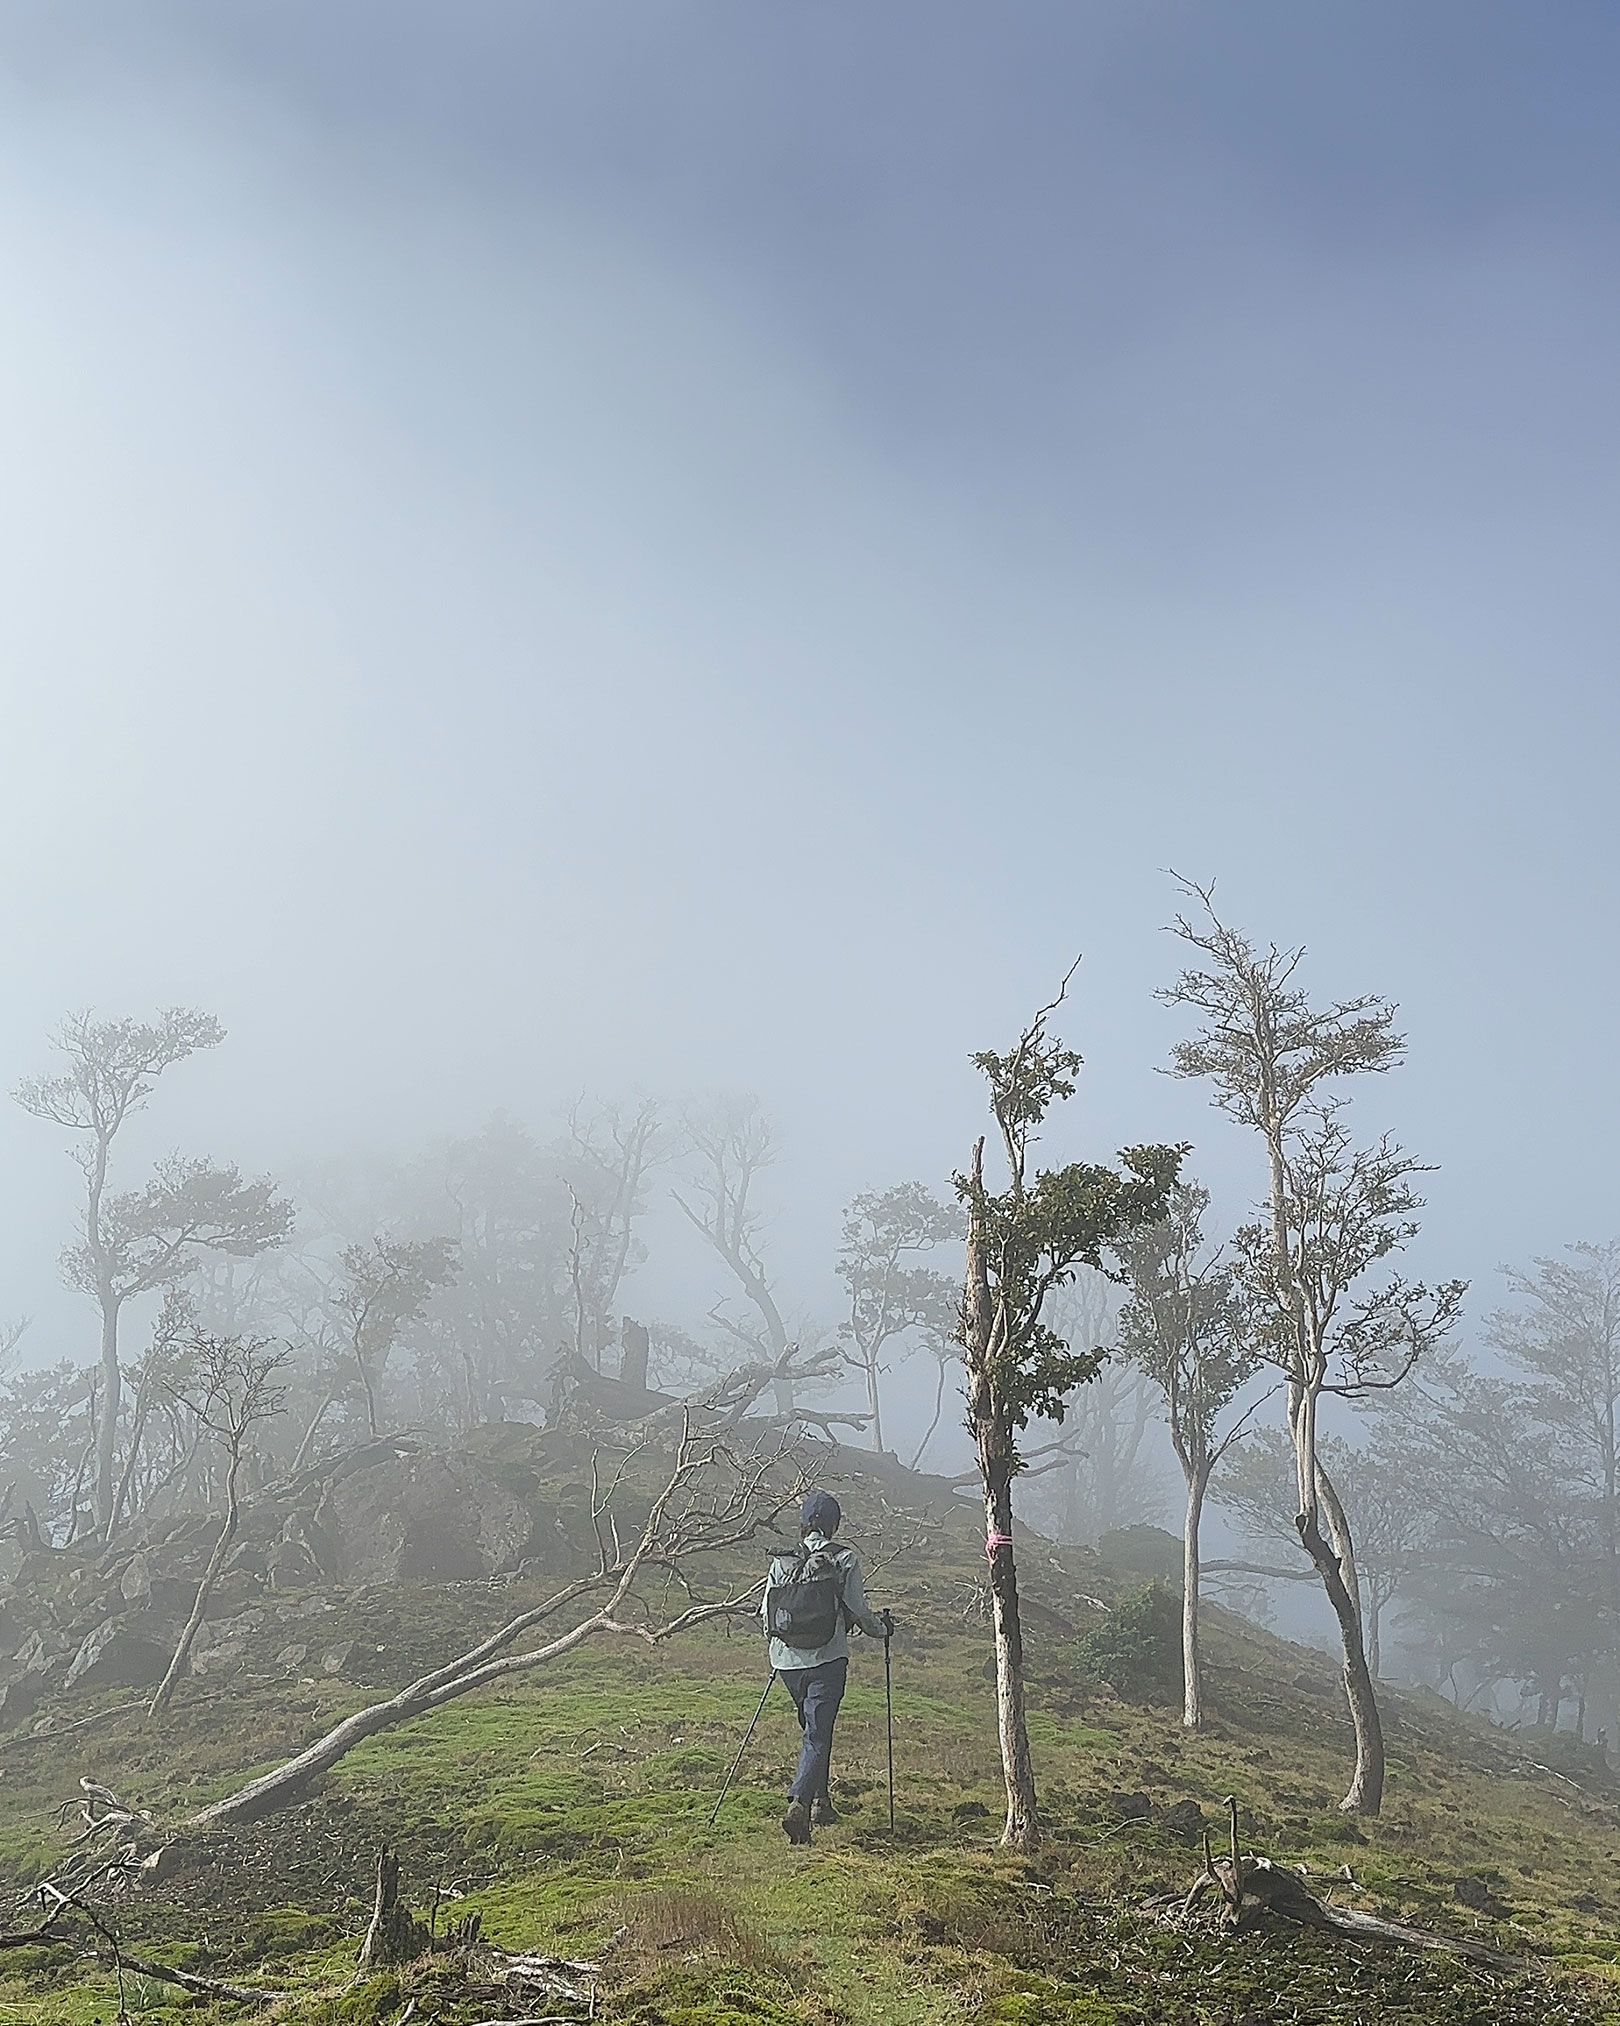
[811,1796,839,1826]
[781,1799,813,1845]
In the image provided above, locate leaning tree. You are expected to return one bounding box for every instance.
[1163,883,1462,1812]
[957,973,1182,1851]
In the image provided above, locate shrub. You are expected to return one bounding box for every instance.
[1073,1583,1180,1704]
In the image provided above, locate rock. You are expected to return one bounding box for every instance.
[1158,1798,1205,1843]
[322,1641,355,1676]
[64,1618,170,1691]
[136,1845,182,1885]
[275,1642,308,1670]
[327,1450,536,1583]
[190,1637,246,1678]
[149,1577,201,1618]
[1106,1791,1155,1820]
[0,1674,47,1729]
[120,1554,153,1605]
[12,1630,55,1674]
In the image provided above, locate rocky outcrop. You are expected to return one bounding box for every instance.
[323,1447,537,1585]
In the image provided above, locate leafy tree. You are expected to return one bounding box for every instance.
[12,1010,289,1532]
[957,978,1182,1851]
[835,1182,962,1454]
[1163,883,1463,1812]
[333,1235,459,1437]
[1115,1184,1265,1728]
[1489,1241,1620,1645]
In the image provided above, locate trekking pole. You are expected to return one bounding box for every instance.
[883,1616,895,1834]
[708,1671,776,1827]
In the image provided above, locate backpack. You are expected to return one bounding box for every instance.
[766,1541,848,1649]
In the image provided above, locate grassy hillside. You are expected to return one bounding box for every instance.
[2,1436,1618,2026]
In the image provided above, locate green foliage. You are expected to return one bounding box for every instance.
[2,1458,1619,2026]
[1074,1584,1182,1705]
[957,993,1185,1439]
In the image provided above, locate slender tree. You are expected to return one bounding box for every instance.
[1114,1184,1265,1729]
[150,1333,288,1716]
[957,978,1182,1850]
[1163,884,1462,1812]
[835,1183,962,1454]
[13,1010,241,1531]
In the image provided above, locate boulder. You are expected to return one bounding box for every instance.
[64,1618,170,1691]
[0,1673,47,1729]
[326,1449,536,1583]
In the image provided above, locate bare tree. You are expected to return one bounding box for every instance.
[332,1236,458,1438]
[1163,883,1463,1812]
[149,1333,289,1716]
[559,1098,664,1374]
[1115,1184,1267,1728]
[957,975,1182,1851]
[675,1098,809,1416]
[13,1010,241,1531]
[835,1183,962,1454]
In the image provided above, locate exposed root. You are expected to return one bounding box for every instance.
[1178,1797,1522,1973]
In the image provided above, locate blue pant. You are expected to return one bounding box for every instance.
[780,1657,848,1804]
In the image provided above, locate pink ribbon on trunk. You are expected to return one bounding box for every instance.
[985,1531,1014,1562]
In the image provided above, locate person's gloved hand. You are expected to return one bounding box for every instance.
[880,1609,895,1639]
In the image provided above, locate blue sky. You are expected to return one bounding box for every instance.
[1,4,1617,1433]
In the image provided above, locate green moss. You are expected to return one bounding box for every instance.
[5,1475,1620,2025]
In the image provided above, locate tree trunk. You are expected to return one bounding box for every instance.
[290,1392,338,1476]
[95,1294,122,1536]
[982,1443,1038,1851]
[1181,1463,1209,1731]
[353,1343,380,1439]
[910,1357,948,1470]
[1295,1499,1384,1813]
[150,1448,243,1717]
[962,1144,1039,1853]
[619,1319,651,1392]
[866,1360,885,1454]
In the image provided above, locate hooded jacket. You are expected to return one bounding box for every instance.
[761,1529,887,1671]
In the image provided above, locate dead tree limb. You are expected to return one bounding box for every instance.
[1180,1797,1521,1971]
[185,1415,802,1829]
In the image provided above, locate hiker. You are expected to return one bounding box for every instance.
[762,1489,892,1845]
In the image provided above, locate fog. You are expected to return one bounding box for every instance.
[3,7,1620,1688]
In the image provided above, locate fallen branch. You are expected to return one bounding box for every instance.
[0,1920,66,1950]
[1181,1798,1521,1972]
[185,1416,802,1829]
[103,1948,285,2007]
